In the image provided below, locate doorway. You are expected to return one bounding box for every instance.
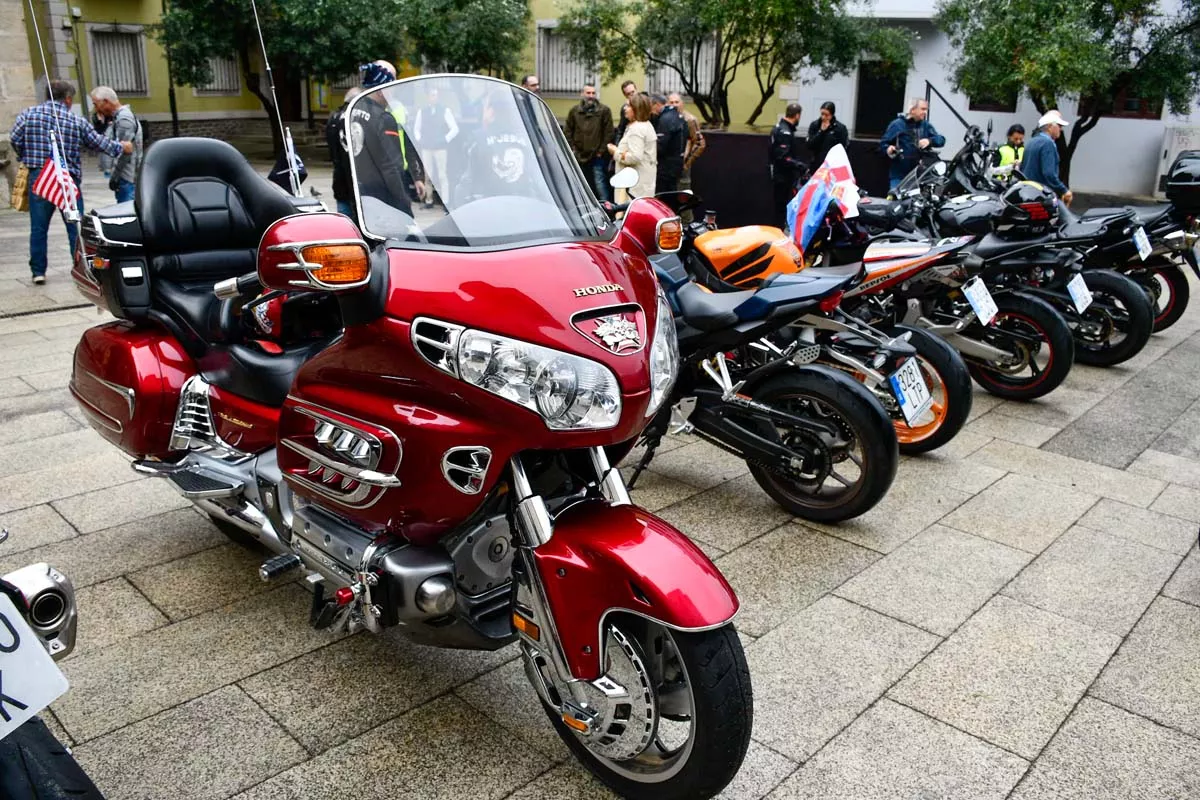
[854,62,907,138]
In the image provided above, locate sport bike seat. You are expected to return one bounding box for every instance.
[972,232,1056,260]
[674,282,754,331]
[136,138,299,350]
[1081,204,1171,228]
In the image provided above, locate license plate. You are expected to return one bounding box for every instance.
[0,593,68,742]
[889,357,934,427]
[1133,226,1152,261]
[1067,273,1093,314]
[962,277,998,326]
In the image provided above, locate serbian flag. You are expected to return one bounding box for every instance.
[785,144,860,257]
[30,132,79,211]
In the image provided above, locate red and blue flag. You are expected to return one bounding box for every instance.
[785,144,859,258]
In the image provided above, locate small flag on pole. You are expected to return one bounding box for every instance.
[785,144,860,258]
[30,131,78,212]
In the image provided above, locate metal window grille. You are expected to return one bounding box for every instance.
[197,56,241,94]
[332,73,359,90]
[536,25,597,94]
[645,38,718,97]
[91,30,147,95]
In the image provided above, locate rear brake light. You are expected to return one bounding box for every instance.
[91,256,111,270]
[819,290,844,313]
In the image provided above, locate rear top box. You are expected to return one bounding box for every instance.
[1166,150,1200,214]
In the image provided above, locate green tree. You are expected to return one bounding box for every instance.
[157,0,407,152]
[937,0,1200,184]
[404,0,531,78]
[556,0,912,126]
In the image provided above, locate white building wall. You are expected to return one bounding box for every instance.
[787,17,1200,196]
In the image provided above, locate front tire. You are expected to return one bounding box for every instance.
[544,618,752,800]
[1126,258,1190,333]
[0,717,104,800]
[745,366,898,522]
[966,292,1075,401]
[1071,269,1154,367]
[887,324,973,455]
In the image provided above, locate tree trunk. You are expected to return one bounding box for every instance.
[745,90,772,126]
[239,45,284,156]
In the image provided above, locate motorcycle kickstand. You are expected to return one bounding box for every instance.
[627,436,660,490]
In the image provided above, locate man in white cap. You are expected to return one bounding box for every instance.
[1020,110,1072,205]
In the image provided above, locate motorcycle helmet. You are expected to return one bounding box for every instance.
[994,181,1059,237]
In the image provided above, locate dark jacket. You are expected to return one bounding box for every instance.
[565,100,614,164]
[880,114,945,182]
[350,98,416,217]
[326,102,353,204]
[1020,131,1067,196]
[653,105,687,182]
[806,117,849,169]
[769,117,805,186]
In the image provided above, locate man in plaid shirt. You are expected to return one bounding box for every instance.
[10,80,131,284]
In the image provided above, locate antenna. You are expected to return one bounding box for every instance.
[248,0,301,197]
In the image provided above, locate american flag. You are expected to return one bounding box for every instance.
[30,132,79,211]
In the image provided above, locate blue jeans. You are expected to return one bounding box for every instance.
[114,179,135,203]
[588,157,610,202]
[28,170,84,278]
[336,200,355,217]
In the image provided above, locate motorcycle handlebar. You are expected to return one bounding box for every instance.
[214,271,263,299]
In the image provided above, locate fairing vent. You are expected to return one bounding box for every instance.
[411,317,464,377]
[441,447,492,495]
[170,376,218,451]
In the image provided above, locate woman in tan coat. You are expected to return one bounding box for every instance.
[607,93,657,199]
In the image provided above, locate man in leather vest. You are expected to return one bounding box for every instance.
[769,103,805,229]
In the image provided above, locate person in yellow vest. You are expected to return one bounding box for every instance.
[995,124,1025,167]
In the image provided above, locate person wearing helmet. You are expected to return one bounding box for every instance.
[1020,110,1072,206]
[348,60,424,219]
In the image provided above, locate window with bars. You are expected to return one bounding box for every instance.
[89,28,148,95]
[536,24,597,94]
[197,56,241,95]
[331,73,359,90]
[645,39,718,98]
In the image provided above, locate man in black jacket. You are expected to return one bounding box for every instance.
[806,101,849,171]
[651,94,686,197]
[769,102,806,228]
[326,86,362,218]
[351,84,420,220]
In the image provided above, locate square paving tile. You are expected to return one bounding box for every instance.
[836,524,1031,636]
[129,543,276,621]
[1151,483,1200,523]
[970,439,1164,507]
[73,686,308,800]
[0,450,142,513]
[503,764,613,799]
[991,387,1103,429]
[1004,525,1180,636]
[941,473,1098,554]
[768,699,1028,800]
[234,695,551,800]
[1128,448,1200,491]
[748,596,939,761]
[1163,547,1200,607]
[241,632,516,754]
[0,504,76,555]
[1092,597,1200,738]
[52,477,191,534]
[0,376,35,399]
[0,409,79,447]
[716,527,880,636]
[55,585,339,742]
[454,656,568,760]
[890,595,1121,759]
[1078,498,1198,555]
[963,410,1061,448]
[0,428,112,481]
[69,577,168,659]
[804,479,974,555]
[645,440,750,489]
[1010,698,1200,800]
[895,448,1006,495]
[657,474,792,551]
[625,468,706,513]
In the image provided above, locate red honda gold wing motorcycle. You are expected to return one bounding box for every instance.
[68,75,751,799]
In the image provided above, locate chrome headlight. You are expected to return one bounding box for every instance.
[455,330,622,430]
[647,291,680,417]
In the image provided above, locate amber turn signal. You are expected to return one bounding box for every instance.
[302,244,370,285]
[512,612,540,641]
[656,218,683,253]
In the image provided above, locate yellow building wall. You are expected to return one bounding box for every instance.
[527,0,786,127]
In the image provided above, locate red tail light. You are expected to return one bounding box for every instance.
[1020,202,1051,221]
[819,290,845,313]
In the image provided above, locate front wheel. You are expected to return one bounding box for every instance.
[1071,269,1154,367]
[887,324,973,455]
[965,292,1075,401]
[542,617,752,800]
[745,366,899,522]
[1126,258,1191,333]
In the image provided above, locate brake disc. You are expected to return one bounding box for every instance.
[575,626,658,761]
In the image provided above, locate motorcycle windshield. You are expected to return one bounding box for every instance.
[893,159,943,197]
[346,75,611,249]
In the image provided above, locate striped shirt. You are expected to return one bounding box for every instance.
[10,100,123,184]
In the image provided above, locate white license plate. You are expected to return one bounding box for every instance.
[1133,226,1152,261]
[963,277,999,327]
[1067,273,1094,314]
[0,593,68,742]
[889,357,934,427]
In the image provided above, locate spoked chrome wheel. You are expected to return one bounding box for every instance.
[536,617,752,800]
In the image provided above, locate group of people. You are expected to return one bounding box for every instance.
[767,100,851,227]
[9,80,141,284]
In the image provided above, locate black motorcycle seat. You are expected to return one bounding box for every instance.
[675,282,753,332]
[973,232,1056,259]
[807,261,865,280]
[199,336,336,408]
[1082,204,1170,227]
[1058,218,1111,240]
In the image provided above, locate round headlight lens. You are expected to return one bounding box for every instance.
[533,357,579,420]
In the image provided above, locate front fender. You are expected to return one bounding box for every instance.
[531,501,738,680]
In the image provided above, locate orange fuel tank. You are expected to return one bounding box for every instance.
[692,225,803,288]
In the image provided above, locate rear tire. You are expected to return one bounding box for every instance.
[544,620,752,800]
[1072,269,1154,367]
[1127,259,1190,333]
[0,717,104,800]
[966,292,1075,401]
[745,366,898,522]
[887,324,973,455]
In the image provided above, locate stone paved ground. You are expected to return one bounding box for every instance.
[2,158,1200,799]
